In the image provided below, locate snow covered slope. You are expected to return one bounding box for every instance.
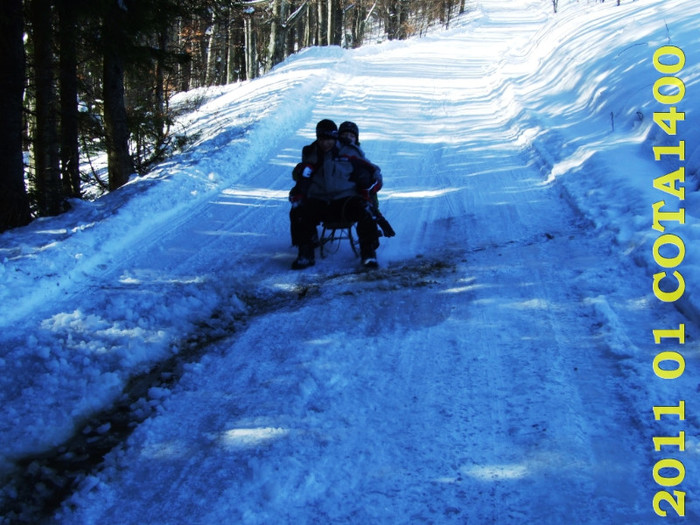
[1,0,698,522]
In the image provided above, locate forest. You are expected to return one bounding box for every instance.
[0,0,467,232]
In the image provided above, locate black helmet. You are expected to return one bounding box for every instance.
[316,119,338,139]
[339,121,360,143]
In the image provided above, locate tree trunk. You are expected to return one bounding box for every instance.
[268,0,289,68]
[103,48,134,190]
[398,0,408,39]
[244,15,258,80]
[206,14,223,85]
[327,0,342,46]
[302,1,313,47]
[0,0,32,230]
[193,16,210,88]
[285,0,299,56]
[177,18,193,91]
[154,28,169,152]
[58,0,81,198]
[102,2,134,191]
[349,0,368,48]
[326,0,334,45]
[317,0,327,45]
[385,0,398,40]
[31,0,63,215]
[228,14,245,83]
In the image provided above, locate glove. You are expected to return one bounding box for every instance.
[289,187,304,208]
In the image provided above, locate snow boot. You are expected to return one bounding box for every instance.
[363,257,379,269]
[361,246,378,269]
[292,244,315,270]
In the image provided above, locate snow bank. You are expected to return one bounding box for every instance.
[508,0,700,319]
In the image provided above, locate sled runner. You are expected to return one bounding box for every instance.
[319,221,359,258]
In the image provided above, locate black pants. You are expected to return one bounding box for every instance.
[290,196,379,255]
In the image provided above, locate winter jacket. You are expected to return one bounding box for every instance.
[338,141,383,192]
[291,142,381,203]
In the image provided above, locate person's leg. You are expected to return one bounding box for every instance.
[334,197,379,264]
[291,199,326,269]
[289,206,302,246]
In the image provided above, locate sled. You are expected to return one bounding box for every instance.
[319,221,359,258]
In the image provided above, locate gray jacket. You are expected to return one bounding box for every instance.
[306,145,380,202]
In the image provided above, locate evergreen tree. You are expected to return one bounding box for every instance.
[30,0,64,215]
[58,0,82,198]
[0,0,32,231]
[101,0,135,191]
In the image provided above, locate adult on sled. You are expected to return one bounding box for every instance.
[289,119,382,270]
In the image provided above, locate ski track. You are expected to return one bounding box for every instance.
[3,0,699,522]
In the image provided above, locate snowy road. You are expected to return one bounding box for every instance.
[58,238,658,524]
[2,0,699,523]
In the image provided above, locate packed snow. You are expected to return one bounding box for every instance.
[1,0,699,522]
